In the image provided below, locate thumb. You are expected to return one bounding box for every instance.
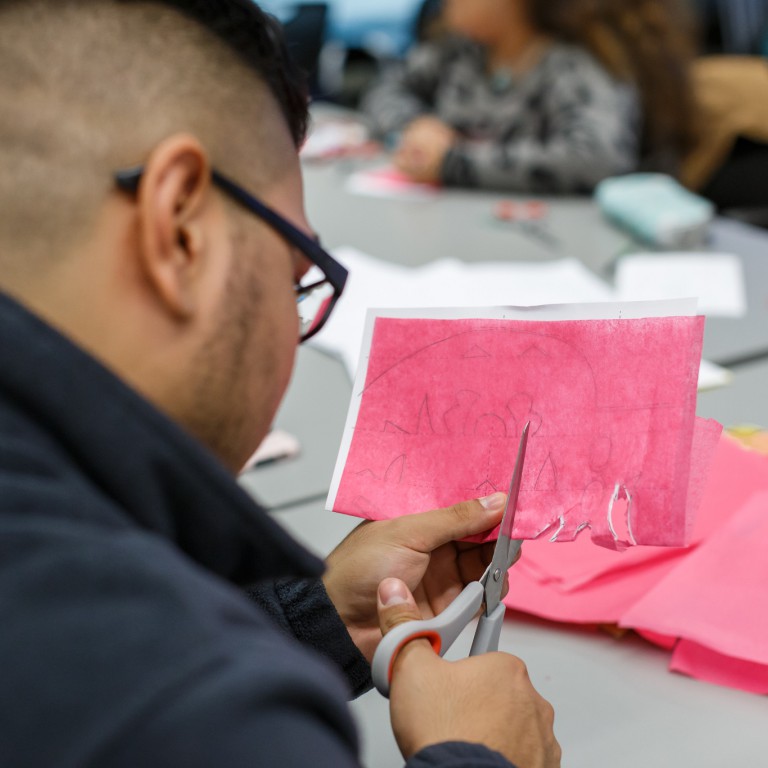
[377,577,422,636]
[401,493,507,551]
[376,579,440,698]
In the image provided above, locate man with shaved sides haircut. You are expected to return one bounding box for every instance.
[0,2,560,767]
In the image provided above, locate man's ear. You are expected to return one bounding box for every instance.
[133,133,218,320]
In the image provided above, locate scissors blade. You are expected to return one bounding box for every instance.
[482,421,530,615]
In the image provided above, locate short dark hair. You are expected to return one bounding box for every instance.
[126,0,310,146]
[0,0,310,267]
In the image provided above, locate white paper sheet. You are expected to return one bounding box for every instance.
[310,247,616,376]
[310,247,728,393]
[300,120,370,160]
[344,168,440,201]
[698,359,733,391]
[615,252,747,318]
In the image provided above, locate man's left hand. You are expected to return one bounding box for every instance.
[322,493,512,662]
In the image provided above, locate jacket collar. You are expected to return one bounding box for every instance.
[0,291,323,584]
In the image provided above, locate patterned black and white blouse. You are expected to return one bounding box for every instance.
[361,36,641,193]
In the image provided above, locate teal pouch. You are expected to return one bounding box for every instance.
[595,174,714,249]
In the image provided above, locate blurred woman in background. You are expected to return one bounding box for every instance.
[361,0,697,193]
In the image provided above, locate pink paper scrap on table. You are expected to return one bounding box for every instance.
[331,314,719,551]
[346,166,441,199]
[670,641,768,696]
[620,491,768,683]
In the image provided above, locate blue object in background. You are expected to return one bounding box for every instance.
[258,0,424,57]
[696,0,768,54]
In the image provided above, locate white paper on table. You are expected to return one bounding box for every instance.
[697,359,733,391]
[614,252,747,317]
[326,298,700,513]
[344,168,441,201]
[300,121,369,160]
[310,247,616,377]
[241,429,300,471]
[310,247,724,393]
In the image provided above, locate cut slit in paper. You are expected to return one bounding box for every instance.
[327,301,721,551]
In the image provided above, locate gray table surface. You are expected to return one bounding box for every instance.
[698,217,768,366]
[240,156,768,767]
[302,159,768,366]
[270,497,768,768]
[247,158,768,508]
[697,355,768,427]
[302,160,630,272]
[239,344,351,510]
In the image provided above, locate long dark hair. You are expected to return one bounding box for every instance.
[529,0,698,158]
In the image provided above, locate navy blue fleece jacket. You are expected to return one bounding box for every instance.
[0,292,514,767]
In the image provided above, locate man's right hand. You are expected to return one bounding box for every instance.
[377,578,561,768]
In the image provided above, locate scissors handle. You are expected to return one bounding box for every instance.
[469,602,506,656]
[371,581,485,697]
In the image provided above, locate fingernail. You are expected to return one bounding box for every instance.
[479,492,506,512]
[379,578,410,607]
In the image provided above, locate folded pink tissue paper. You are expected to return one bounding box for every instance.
[620,491,768,691]
[505,437,768,694]
[671,640,768,696]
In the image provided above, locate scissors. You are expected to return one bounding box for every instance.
[372,421,530,697]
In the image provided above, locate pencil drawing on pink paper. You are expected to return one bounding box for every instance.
[330,314,719,551]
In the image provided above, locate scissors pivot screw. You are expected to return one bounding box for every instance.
[492,568,502,582]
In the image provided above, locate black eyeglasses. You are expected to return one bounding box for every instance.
[114,166,347,342]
